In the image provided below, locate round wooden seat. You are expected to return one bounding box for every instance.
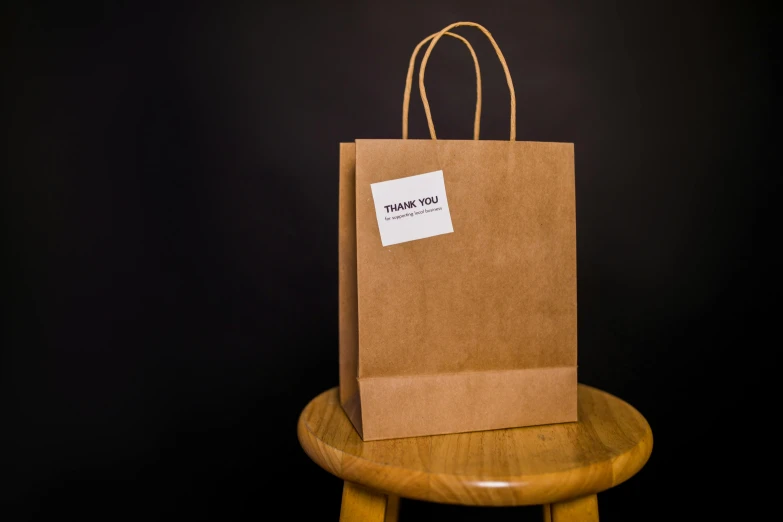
[299,384,651,519]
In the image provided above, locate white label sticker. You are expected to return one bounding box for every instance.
[370,170,454,246]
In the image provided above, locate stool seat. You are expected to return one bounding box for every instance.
[298,384,652,508]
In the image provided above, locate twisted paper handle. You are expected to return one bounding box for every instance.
[419,22,516,141]
[402,31,482,140]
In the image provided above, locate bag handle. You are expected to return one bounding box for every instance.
[402,31,482,140]
[420,22,517,141]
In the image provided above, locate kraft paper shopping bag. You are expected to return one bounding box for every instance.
[339,22,577,441]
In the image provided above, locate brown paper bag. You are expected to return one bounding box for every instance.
[339,22,577,441]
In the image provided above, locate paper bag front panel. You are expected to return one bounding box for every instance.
[355,139,577,379]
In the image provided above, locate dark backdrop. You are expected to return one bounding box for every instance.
[3,1,775,520]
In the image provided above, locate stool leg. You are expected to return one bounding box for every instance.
[339,481,399,522]
[547,494,598,522]
[385,495,400,522]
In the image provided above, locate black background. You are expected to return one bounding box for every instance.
[3,1,776,520]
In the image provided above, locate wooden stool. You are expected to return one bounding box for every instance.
[298,384,652,521]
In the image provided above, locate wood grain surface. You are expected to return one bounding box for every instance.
[298,384,652,506]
